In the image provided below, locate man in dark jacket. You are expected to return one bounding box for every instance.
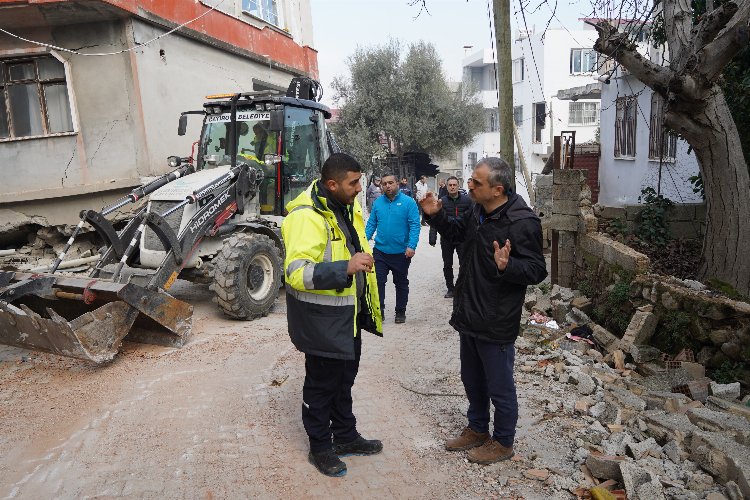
[429,176,472,298]
[421,157,547,465]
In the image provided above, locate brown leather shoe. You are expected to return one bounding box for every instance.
[467,439,514,464]
[445,427,490,451]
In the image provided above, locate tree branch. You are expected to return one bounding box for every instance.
[692,0,741,52]
[696,23,750,83]
[589,20,674,95]
[690,0,750,83]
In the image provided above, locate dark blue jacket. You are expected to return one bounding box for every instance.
[429,192,472,245]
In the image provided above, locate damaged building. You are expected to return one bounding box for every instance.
[0,0,318,246]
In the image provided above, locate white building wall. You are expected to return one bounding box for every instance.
[512,29,600,176]
[462,27,604,193]
[598,74,701,206]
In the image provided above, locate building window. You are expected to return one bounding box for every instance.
[468,151,478,168]
[487,110,498,132]
[512,58,524,83]
[648,93,676,160]
[242,0,280,26]
[568,102,599,126]
[513,105,523,126]
[570,48,597,74]
[614,96,637,158]
[532,102,546,143]
[0,55,74,140]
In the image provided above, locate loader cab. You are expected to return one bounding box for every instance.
[196,93,332,216]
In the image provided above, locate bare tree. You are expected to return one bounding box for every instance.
[590,1,750,296]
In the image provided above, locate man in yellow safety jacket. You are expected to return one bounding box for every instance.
[281,152,383,477]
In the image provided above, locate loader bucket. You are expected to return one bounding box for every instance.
[0,300,138,363]
[0,271,193,363]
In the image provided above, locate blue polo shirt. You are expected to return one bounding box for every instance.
[365,191,421,254]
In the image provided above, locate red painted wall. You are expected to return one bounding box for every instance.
[0,0,318,77]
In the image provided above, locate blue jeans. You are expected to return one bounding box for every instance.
[460,333,517,447]
[373,248,411,314]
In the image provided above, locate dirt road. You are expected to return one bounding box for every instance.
[0,229,575,499]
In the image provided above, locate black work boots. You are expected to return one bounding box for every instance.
[333,436,383,456]
[309,436,383,477]
[308,450,347,477]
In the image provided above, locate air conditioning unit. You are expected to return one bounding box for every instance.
[454,169,462,178]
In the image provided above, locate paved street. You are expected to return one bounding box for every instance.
[0,229,568,499]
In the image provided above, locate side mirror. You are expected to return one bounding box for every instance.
[269,109,284,132]
[178,114,188,136]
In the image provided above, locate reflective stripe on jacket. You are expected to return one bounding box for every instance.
[281,180,382,360]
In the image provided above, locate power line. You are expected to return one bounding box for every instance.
[0,0,227,57]
[515,0,545,100]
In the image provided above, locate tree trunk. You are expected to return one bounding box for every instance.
[588,0,750,296]
[667,89,750,295]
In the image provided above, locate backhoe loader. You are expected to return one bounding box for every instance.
[0,78,336,363]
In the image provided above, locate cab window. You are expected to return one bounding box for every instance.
[282,107,321,213]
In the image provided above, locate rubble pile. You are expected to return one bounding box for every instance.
[0,225,98,273]
[520,283,750,500]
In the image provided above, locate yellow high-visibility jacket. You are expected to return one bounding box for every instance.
[281,180,382,360]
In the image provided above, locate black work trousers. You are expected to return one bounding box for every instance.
[302,335,361,453]
[441,239,462,291]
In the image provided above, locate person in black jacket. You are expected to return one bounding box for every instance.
[437,178,449,199]
[421,157,547,465]
[428,176,472,298]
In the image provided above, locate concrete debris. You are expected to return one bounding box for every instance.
[0,223,99,273]
[709,381,741,401]
[566,307,592,325]
[620,462,665,500]
[516,278,750,499]
[569,371,596,395]
[642,391,691,411]
[706,396,750,420]
[626,437,659,459]
[550,284,575,302]
[725,481,743,500]
[585,453,630,481]
[570,296,592,313]
[690,431,750,498]
[662,440,683,464]
[601,432,636,456]
[686,407,750,445]
[642,410,699,445]
[630,344,662,363]
[620,311,658,351]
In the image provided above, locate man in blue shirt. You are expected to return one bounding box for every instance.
[366,173,421,324]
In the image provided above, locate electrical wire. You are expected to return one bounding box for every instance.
[0,0,227,57]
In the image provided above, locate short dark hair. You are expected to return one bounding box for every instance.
[446,176,459,184]
[380,172,397,181]
[477,157,513,194]
[321,153,361,182]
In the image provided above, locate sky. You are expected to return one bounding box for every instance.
[309,0,594,105]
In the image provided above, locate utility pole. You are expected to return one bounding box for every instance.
[493,0,515,187]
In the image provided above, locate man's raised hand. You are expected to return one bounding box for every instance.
[419,192,442,216]
[347,252,374,275]
[493,239,511,271]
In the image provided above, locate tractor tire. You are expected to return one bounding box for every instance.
[212,233,282,319]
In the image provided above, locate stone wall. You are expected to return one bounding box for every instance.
[595,203,706,240]
[534,174,553,249]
